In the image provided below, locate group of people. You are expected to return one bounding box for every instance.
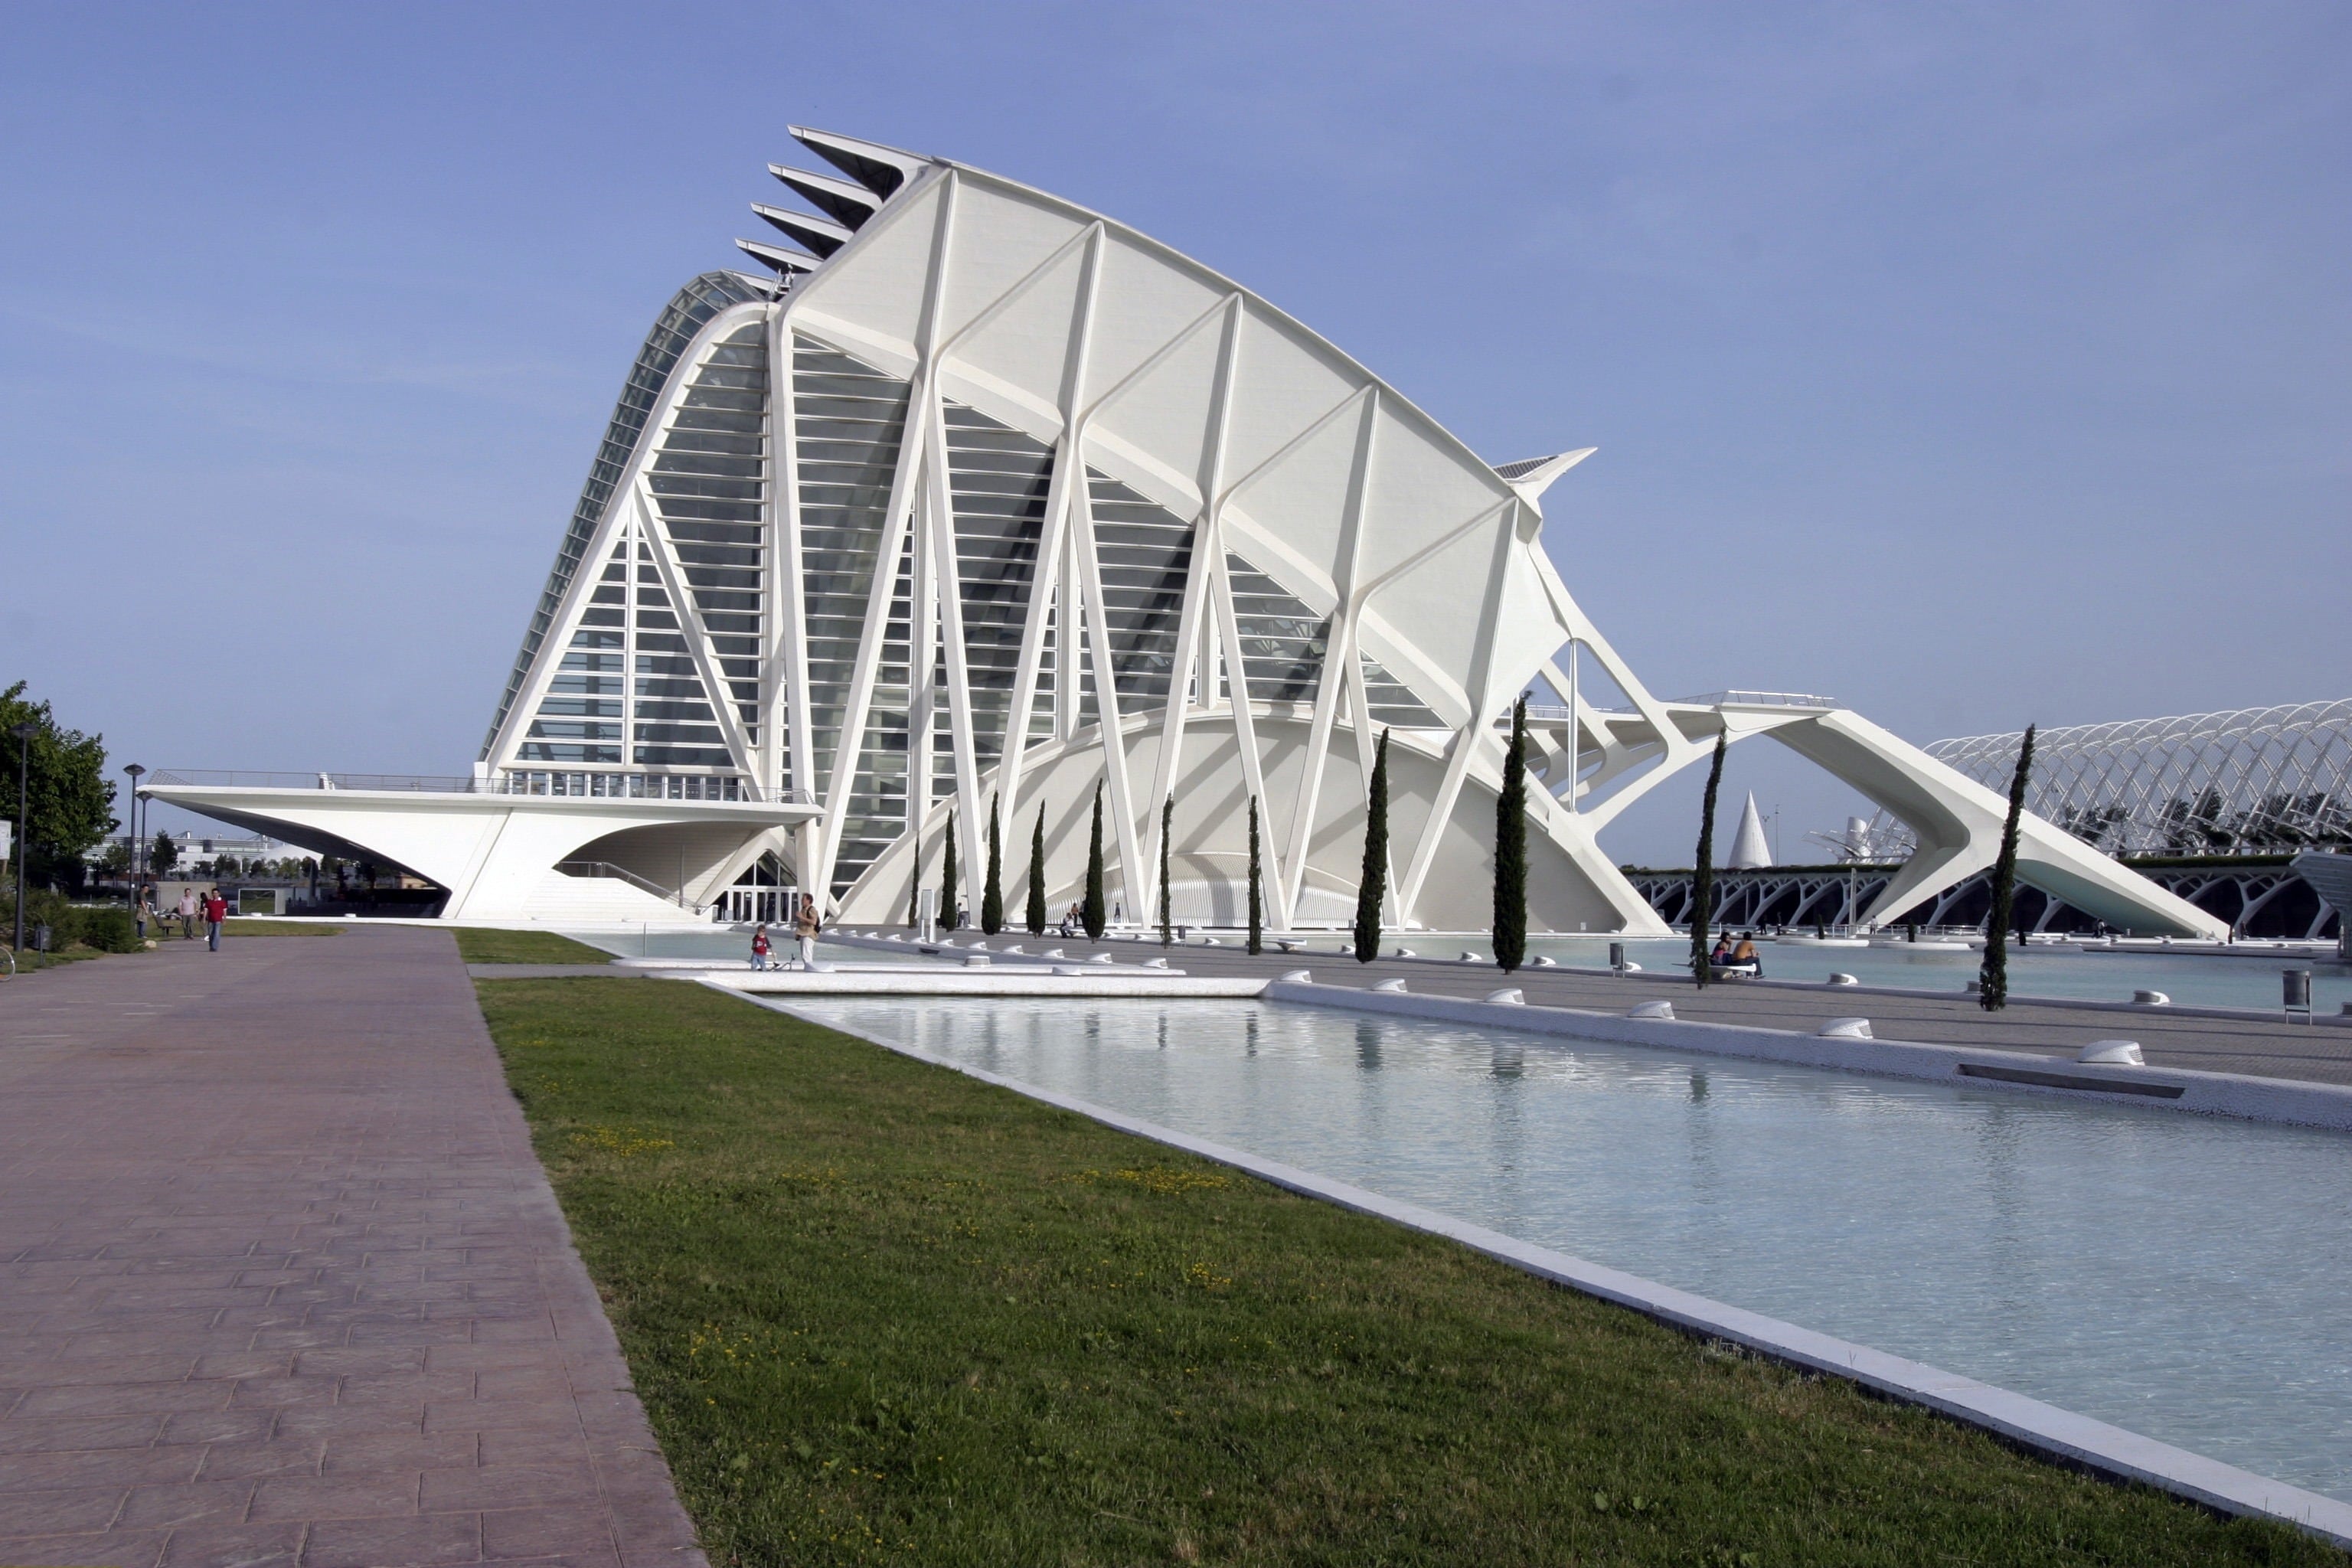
[748,897,824,972]
[130,886,230,951]
[1707,931,1764,975]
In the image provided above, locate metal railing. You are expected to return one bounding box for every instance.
[555,861,708,912]
[1666,691,1840,710]
[145,769,812,805]
[149,770,487,792]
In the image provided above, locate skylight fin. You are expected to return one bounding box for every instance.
[751,203,852,258]
[768,165,880,229]
[736,237,823,274]
[786,126,930,199]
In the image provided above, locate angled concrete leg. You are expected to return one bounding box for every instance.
[1766,710,2227,939]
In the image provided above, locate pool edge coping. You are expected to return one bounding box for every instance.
[733,982,2352,1550]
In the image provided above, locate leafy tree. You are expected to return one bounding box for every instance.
[942,818,960,929]
[1024,805,1047,936]
[908,824,923,928]
[0,681,118,891]
[1246,795,1263,956]
[1353,730,1390,963]
[1689,731,1728,988]
[1494,695,1530,973]
[100,839,132,876]
[1158,795,1174,946]
[1082,783,1106,940]
[1980,724,2038,1011]
[982,793,1004,935]
[150,831,178,877]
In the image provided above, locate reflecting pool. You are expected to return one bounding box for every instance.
[786,997,2352,1502]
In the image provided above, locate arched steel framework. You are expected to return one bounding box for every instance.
[1893,702,2352,858]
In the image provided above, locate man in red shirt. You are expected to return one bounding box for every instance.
[204,889,227,952]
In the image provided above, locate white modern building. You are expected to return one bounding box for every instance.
[150,129,2225,938]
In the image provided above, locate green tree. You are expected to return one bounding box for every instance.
[942,818,960,929]
[0,681,118,892]
[1082,783,1107,940]
[1494,695,1530,974]
[150,831,178,877]
[1024,805,1047,936]
[982,793,1004,935]
[1158,795,1174,946]
[908,824,923,928]
[1980,724,2038,1011]
[1246,795,1263,956]
[1689,731,1728,988]
[1353,730,1390,963]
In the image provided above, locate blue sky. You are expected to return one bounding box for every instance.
[2,2,2344,863]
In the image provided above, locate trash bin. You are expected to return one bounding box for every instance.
[2285,968,2313,1023]
[32,923,51,952]
[1609,941,1626,972]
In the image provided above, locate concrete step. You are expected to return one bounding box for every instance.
[521,871,710,926]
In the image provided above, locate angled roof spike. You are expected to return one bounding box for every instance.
[787,126,930,199]
[735,238,823,275]
[768,165,880,229]
[750,203,852,258]
[1495,448,1596,506]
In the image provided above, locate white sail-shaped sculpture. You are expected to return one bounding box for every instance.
[1728,794,1772,870]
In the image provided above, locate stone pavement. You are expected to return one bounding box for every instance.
[0,929,705,1568]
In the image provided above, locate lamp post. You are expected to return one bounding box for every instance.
[122,764,146,912]
[11,720,35,957]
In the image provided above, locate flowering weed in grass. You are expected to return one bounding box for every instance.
[475,978,2344,1568]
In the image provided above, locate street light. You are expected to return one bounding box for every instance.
[11,720,36,958]
[122,763,147,915]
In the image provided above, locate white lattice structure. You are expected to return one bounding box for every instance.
[1917,702,2352,858]
[151,130,2230,937]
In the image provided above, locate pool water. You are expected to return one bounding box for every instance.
[574,926,2348,1012]
[786,996,2352,1503]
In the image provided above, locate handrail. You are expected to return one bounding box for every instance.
[555,860,709,912]
[145,769,807,805]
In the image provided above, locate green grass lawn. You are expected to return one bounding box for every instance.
[452,927,615,964]
[475,978,2341,1568]
[218,920,346,936]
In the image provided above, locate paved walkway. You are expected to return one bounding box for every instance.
[0,929,704,1568]
[828,932,2352,1088]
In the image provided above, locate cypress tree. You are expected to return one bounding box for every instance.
[981,792,1004,935]
[1980,724,2037,1011]
[1353,730,1390,963]
[1082,782,1107,939]
[1024,804,1047,936]
[1689,731,1728,988]
[1158,795,1174,946]
[1494,694,1529,974]
[1246,795,1263,956]
[942,816,959,930]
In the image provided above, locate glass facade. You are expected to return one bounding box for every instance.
[486,272,763,759]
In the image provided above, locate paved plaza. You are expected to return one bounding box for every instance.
[0,930,704,1568]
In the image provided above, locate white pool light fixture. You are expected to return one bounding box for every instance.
[2077,1040,2146,1065]
[1818,1017,1873,1039]
[1628,999,1674,1020]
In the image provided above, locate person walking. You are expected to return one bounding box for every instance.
[750,923,771,972]
[177,887,198,939]
[203,888,227,952]
[793,896,821,969]
[133,884,150,942]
